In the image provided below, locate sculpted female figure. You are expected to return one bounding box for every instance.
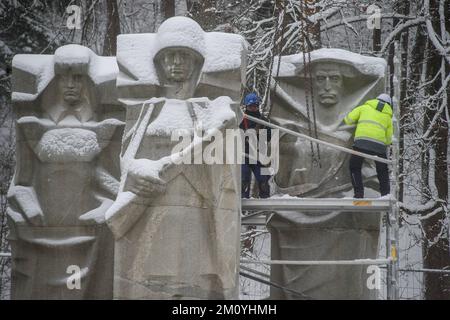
[8,45,123,299]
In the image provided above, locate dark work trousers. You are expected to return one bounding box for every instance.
[349,146,390,198]
[242,163,270,198]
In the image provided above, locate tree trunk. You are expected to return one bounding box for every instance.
[421,0,450,300]
[103,0,121,56]
[388,3,400,98]
[409,25,426,116]
[398,0,410,202]
[422,93,449,300]
[373,26,381,53]
[187,0,216,30]
[163,0,175,19]
[305,0,321,49]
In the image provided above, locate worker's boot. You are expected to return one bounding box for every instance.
[259,181,270,198]
[354,192,364,199]
[242,181,251,198]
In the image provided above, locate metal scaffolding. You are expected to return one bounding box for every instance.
[241,196,399,299]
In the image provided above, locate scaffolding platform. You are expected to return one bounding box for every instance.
[242,197,392,212]
[241,197,392,225]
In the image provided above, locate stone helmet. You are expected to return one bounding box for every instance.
[154,17,206,65]
[53,44,91,75]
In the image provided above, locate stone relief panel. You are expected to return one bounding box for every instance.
[267,49,387,299]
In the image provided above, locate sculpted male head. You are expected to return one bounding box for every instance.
[154,47,203,84]
[312,63,344,108]
[296,60,357,127]
[56,69,85,106]
[153,17,206,99]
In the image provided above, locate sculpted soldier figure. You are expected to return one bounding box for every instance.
[106,17,245,299]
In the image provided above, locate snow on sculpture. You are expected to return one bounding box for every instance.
[268,49,387,299]
[7,44,124,299]
[105,17,246,299]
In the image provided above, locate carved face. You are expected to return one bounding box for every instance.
[58,71,84,106]
[313,64,344,107]
[158,48,197,82]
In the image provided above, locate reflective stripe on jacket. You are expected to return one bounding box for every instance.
[344,99,393,153]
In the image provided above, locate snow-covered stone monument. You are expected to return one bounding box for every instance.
[268,49,387,299]
[105,17,246,299]
[7,45,124,299]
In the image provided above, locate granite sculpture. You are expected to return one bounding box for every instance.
[7,44,124,299]
[105,17,246,299]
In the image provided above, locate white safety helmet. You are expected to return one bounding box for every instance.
[377,93,392,106]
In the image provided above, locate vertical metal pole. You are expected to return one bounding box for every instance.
[389,40,402,300]
[385,211,392,299]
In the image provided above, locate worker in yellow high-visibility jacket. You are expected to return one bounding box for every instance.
[344,93,393,198]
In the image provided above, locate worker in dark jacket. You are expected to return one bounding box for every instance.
[240,93,271,198]
[344,93,393,198]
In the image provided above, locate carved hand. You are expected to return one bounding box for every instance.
[78,197,114,225]
[7,186,45,226]
[126,170,166,197]
[125,158,171,198]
